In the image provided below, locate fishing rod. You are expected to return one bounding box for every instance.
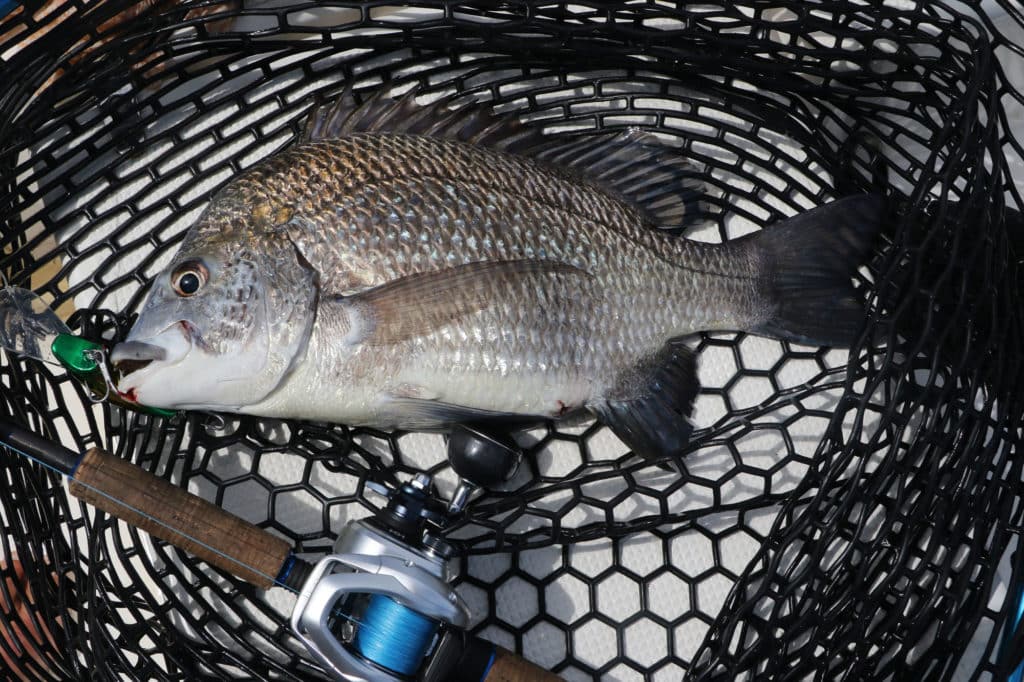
[0,418,560,681]
[0,418,301,590]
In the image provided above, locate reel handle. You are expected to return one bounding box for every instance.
[69,447,293,589]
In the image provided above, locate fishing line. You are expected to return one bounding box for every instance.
[1006,581,1024,682]
[351,593,440,675]
[0,419,448,663]
[0,424,559,682]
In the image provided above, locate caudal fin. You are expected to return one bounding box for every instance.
[752,195,884,347]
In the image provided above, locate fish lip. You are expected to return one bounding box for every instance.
[112,322,193,379]
[109,339,166,366]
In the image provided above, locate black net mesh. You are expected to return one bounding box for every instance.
[1,1,1023,680]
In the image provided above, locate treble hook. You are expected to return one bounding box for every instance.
[84,348,113,403]
[203,413,226,431]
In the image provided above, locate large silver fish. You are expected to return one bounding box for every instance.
[111,91,882,458]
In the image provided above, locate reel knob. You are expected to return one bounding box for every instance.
[446,425,522,513]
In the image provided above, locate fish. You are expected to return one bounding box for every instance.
[110,89,883,460]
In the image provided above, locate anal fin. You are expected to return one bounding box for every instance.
[587,341,699,464]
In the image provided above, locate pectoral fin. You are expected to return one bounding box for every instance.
[342,259,589,346]
[376,396,546,431]
[588,341,699,464]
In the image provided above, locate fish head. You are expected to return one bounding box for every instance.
[112,232,318,411]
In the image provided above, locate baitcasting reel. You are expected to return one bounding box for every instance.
[291,430,547,682]
[292,474,468,682]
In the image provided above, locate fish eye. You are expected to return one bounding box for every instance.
[171,260,208,297]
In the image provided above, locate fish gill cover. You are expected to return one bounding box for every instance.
[0,1,1022,680]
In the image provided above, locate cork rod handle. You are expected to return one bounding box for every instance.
[68,447,291,589]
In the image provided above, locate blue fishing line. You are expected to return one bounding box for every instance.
[353,594,438,676]
[1010,584,1024,682]
[478,648,496,682]
[277,554,296,584]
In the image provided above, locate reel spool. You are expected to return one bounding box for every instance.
[292,475,469,682]
[349,593,441,677]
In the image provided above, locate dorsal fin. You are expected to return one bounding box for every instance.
[302,88,709,229]
[301,86,549,155]
[533,128,709,230]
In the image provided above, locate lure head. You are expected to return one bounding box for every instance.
[112,229,318,411]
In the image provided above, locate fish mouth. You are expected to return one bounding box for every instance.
[111,322,193,379]
[115,358,153,376]
[110,341,167,376]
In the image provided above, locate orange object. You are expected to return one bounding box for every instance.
[0,558,59,682]
[0,0,238,99]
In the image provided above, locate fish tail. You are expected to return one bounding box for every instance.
[750,195,884,347]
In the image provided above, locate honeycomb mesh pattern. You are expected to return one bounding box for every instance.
[0,1,1022,680]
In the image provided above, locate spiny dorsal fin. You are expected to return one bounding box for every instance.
[303,88,710,229]
[301,86,549,155]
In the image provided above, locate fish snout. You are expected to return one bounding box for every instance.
[111,321,195,378]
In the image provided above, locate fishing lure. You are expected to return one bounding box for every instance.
[0,279,174,418]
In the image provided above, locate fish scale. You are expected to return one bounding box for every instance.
[226,135,756,423]
[113,94,882,459]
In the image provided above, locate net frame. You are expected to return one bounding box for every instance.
[0,1,1021,680]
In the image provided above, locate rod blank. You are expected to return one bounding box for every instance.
[0,419,81,475]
